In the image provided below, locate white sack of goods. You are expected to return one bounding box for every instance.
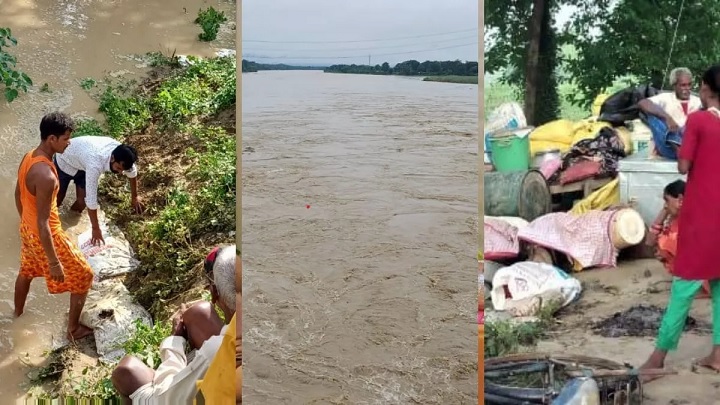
[491,261,582,317]
[78,224,140,280]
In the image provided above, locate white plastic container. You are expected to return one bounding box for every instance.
[618,155,686,225]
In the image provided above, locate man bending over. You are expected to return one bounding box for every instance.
[55,135,143,245]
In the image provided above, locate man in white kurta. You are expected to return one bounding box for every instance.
[638,67,702,159]
[54,135,142,245]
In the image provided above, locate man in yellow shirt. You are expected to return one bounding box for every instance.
[236,255,242,403]
[194,252,242,404]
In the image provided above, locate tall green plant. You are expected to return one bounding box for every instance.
[0,27,32,102]
[195,7,227,41]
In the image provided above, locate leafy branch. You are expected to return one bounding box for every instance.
[0,27,32,103]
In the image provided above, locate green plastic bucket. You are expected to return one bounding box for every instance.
[489,128,531,172]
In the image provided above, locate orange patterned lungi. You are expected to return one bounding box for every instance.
[19,223,94,295]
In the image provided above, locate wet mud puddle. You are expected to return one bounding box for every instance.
[594,304,705,338]
[0,0,234,401]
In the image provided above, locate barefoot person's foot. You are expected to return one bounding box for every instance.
[639,350,667,384]
[692,355,720,374]
[67,324,93,342]
[69,201,84,213]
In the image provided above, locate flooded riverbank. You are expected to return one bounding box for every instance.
[242,71,478,403]
[0,0,234,401]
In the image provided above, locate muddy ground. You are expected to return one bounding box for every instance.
[534,259,720,405]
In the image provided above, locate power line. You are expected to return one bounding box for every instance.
[243,35,479,53]
[243,42,478,61]
[242,28,478,44]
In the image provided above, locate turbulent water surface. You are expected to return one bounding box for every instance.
[242,70,478,404]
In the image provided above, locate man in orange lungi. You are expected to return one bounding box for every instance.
[13,112,94,341]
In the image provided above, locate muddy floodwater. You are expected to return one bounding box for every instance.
[0,0,234,401]
[242,71,478,403]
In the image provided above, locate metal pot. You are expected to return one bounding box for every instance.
[531,149,561,169]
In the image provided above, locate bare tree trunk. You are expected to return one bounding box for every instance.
[524,0,545,126]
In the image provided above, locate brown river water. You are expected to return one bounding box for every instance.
[242,70,478,404]
[0,0,235,401]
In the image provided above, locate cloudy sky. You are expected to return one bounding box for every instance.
[242,0,478,66]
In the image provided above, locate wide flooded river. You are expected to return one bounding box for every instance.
[242,70,478,404]
[0,0,234,401]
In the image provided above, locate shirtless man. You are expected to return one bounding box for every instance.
[638,67,702,159]
[14,112,94,341]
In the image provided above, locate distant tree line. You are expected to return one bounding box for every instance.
[324,59,478,76]
[242,59,326,72]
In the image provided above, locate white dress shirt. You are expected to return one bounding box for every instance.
[55,135,138,210]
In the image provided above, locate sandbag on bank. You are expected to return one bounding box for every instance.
[76,224,152,362]
[80,279,152,362]
[490,261,582,317]
[77,225,140,280]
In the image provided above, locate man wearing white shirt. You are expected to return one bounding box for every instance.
[54,135,143,245]
[111,245,236,404]
[639,67,703,159]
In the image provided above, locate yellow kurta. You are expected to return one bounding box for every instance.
[195,313,237,404]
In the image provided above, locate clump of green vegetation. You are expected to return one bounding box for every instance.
[145,51,180,68]
[485,320,547,358]
[186,125,236,227]
[121,319,172,369]
[79,77,96,90]
[195,7,227,41]
[40,83,51,93]
[484,300,561,358]
[61,364,117,400]
[0,27,32,102]
[151,56,235,128]
[72,118,105,137]
[98,85,152,139]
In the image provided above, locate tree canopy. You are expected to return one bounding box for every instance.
[484,0,720,122]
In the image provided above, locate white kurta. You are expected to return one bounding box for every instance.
[129,325,230,404]
[647,92,702,127]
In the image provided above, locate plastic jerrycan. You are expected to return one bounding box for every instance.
[551,377,601,405]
